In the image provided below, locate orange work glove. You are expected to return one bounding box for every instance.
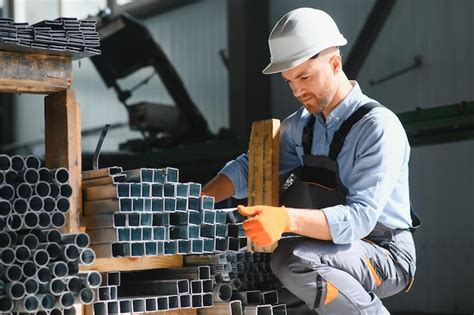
[238,205,292,247]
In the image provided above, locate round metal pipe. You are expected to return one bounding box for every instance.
[65,276,82,293]
[49,182,60,198]
[5,265,22,282]
[61,232,90,248]
[39,167,53,182]
[78,271,102,288]
[25,155,41,169]
[22,261,37,278]
[67,261,79,276]
[0,296,13,312]
[23,295,40,312]
[50,308,63,315]
[33,249,50,266]
[43,196,56,212]
[24,212,39,229]
[16,183,32,199]
[6,281,25,300]
[4,170,18,185]
[0,154,11,171]
[51,211,66,228]
[0,200,12,216]
[50,278,66,295]
[0,172,3,184]
[0,217,5,232]
[6,213,22,231]
[35,181,51,197]
[24,278,39,295]
[0,184,15,200]
[53,167,70,184]
[38,212,51,229]
[60,183,73,198]
[1,248,15,265]
[12,198,28,214]
[15,244,31,262]
[40,294,56,311]
[56,197,70,213]
[0,232,12,247]
[60,244,80,262]
[80,248,96,265]
[50,261,69,278]
[214,283,233,302]
[10,155,25,172]
[36,266,52,284]
[21,233,39,250]
[78,287,95,304]
[21,168,40,184]
[30,228,45,242]
[28,195,43,212]
[57,292,75,308]
[37,242,60,261]
[46,230,62,243]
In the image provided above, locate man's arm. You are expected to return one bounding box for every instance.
[287,208,332,240]
[202,174,235,202]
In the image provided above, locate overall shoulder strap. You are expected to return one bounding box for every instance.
[328,102,382,160]
[302,114,316,155]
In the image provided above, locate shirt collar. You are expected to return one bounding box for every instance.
[316,81,362,128]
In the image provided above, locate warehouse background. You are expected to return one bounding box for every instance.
[2,0,473,313]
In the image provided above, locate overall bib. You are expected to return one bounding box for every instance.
[273,103,420,314]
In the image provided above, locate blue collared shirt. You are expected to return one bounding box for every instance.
[220,82,413,244]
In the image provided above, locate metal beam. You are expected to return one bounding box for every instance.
[228,0,271,140]
[344,0,397,79]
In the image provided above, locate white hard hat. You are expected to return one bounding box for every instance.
[262,8,347,75]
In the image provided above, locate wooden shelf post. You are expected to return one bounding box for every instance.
[247,119,280,252]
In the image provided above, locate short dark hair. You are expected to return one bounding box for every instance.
[310,53,319,59]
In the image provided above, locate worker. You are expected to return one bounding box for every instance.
[203,7,420,315]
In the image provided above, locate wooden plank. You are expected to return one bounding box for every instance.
[84,305,197,315]
[79,255,183,272]
[247,119,280,252]
[82,167,123,180]
[0,50,72,94]
[83,174,127,188]
[83,184,118,201]
[45,89,81,233]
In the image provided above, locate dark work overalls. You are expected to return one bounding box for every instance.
[272,103,420,314]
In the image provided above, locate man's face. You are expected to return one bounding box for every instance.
[281,53,338,114]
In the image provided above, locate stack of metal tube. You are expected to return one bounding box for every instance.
[185,253,287,315]
[83,167,247,258]
[0,154,99,314]
[91,267,214,314]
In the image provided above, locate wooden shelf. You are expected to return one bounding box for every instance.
[80,255,183,272]
[0,50,72,94]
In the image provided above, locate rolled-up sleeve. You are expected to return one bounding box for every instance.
[219,154,249,199]
[219,110,304,200]
[322,111,409,244]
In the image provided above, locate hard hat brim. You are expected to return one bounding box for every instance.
[262,55,314,75]
[262,38,348,75]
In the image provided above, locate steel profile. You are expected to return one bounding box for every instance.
[132,298,145,313]
[179,294,191,308]
[119,299,132,313]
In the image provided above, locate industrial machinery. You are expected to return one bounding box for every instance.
[91,13,214,151]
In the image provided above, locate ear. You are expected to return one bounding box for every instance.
[330,54,342,74]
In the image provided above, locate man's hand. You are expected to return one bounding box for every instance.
[238,205,292,247]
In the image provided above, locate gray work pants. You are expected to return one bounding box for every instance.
[271,229,416,314]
